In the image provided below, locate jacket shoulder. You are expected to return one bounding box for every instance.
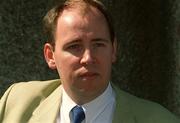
[0,79,61,122]
[114,86,180,123]
[4,79,60,99]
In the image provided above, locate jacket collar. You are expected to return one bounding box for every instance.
[29,83,135,123]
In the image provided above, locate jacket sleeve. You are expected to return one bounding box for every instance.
[0,84,16,122]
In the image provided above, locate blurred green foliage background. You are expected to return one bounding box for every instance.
[0,0,180,117]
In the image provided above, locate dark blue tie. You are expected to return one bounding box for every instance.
[71,105,85,123]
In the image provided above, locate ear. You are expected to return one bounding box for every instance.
[44,43,57,69]
[112,38,117,63]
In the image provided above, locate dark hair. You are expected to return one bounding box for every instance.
[43,0,115,47]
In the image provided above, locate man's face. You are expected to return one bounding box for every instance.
[44,7,116,103]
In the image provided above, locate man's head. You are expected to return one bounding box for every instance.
[43,0,117,104]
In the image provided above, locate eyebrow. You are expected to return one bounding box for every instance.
[64,37,110,47]
[91,38,110,43]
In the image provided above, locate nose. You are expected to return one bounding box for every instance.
[80,49,96,65]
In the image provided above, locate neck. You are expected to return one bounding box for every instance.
[66,85,109,105]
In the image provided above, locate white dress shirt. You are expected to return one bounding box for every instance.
[57,83,116,123]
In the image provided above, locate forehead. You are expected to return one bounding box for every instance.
[54,6,111,43]
[57,6,108,30]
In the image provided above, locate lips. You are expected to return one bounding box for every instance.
[79,72,99,80]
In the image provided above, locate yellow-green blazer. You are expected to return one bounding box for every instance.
[0,79,179,123]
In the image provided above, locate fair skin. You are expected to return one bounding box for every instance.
[44,6,117,104]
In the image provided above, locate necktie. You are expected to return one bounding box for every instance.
[71,105,85,123]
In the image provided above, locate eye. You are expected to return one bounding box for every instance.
[66,44,82,51]
[93,42,106,48]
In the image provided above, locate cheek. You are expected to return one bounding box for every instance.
[98,51,113,65]
[98,52,113,74]
[55,53,80,76]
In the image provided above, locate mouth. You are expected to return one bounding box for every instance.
[79,72,99,81]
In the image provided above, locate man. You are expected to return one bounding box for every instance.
[0,0,179,123]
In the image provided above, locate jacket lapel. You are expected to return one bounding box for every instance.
[112,85,136,123]
[28,86,62,123]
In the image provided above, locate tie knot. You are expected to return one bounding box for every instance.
[71,105,85,123]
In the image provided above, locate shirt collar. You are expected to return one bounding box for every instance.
[61,82,115,122]
[82,82,115,122]
[61,88,77,123]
